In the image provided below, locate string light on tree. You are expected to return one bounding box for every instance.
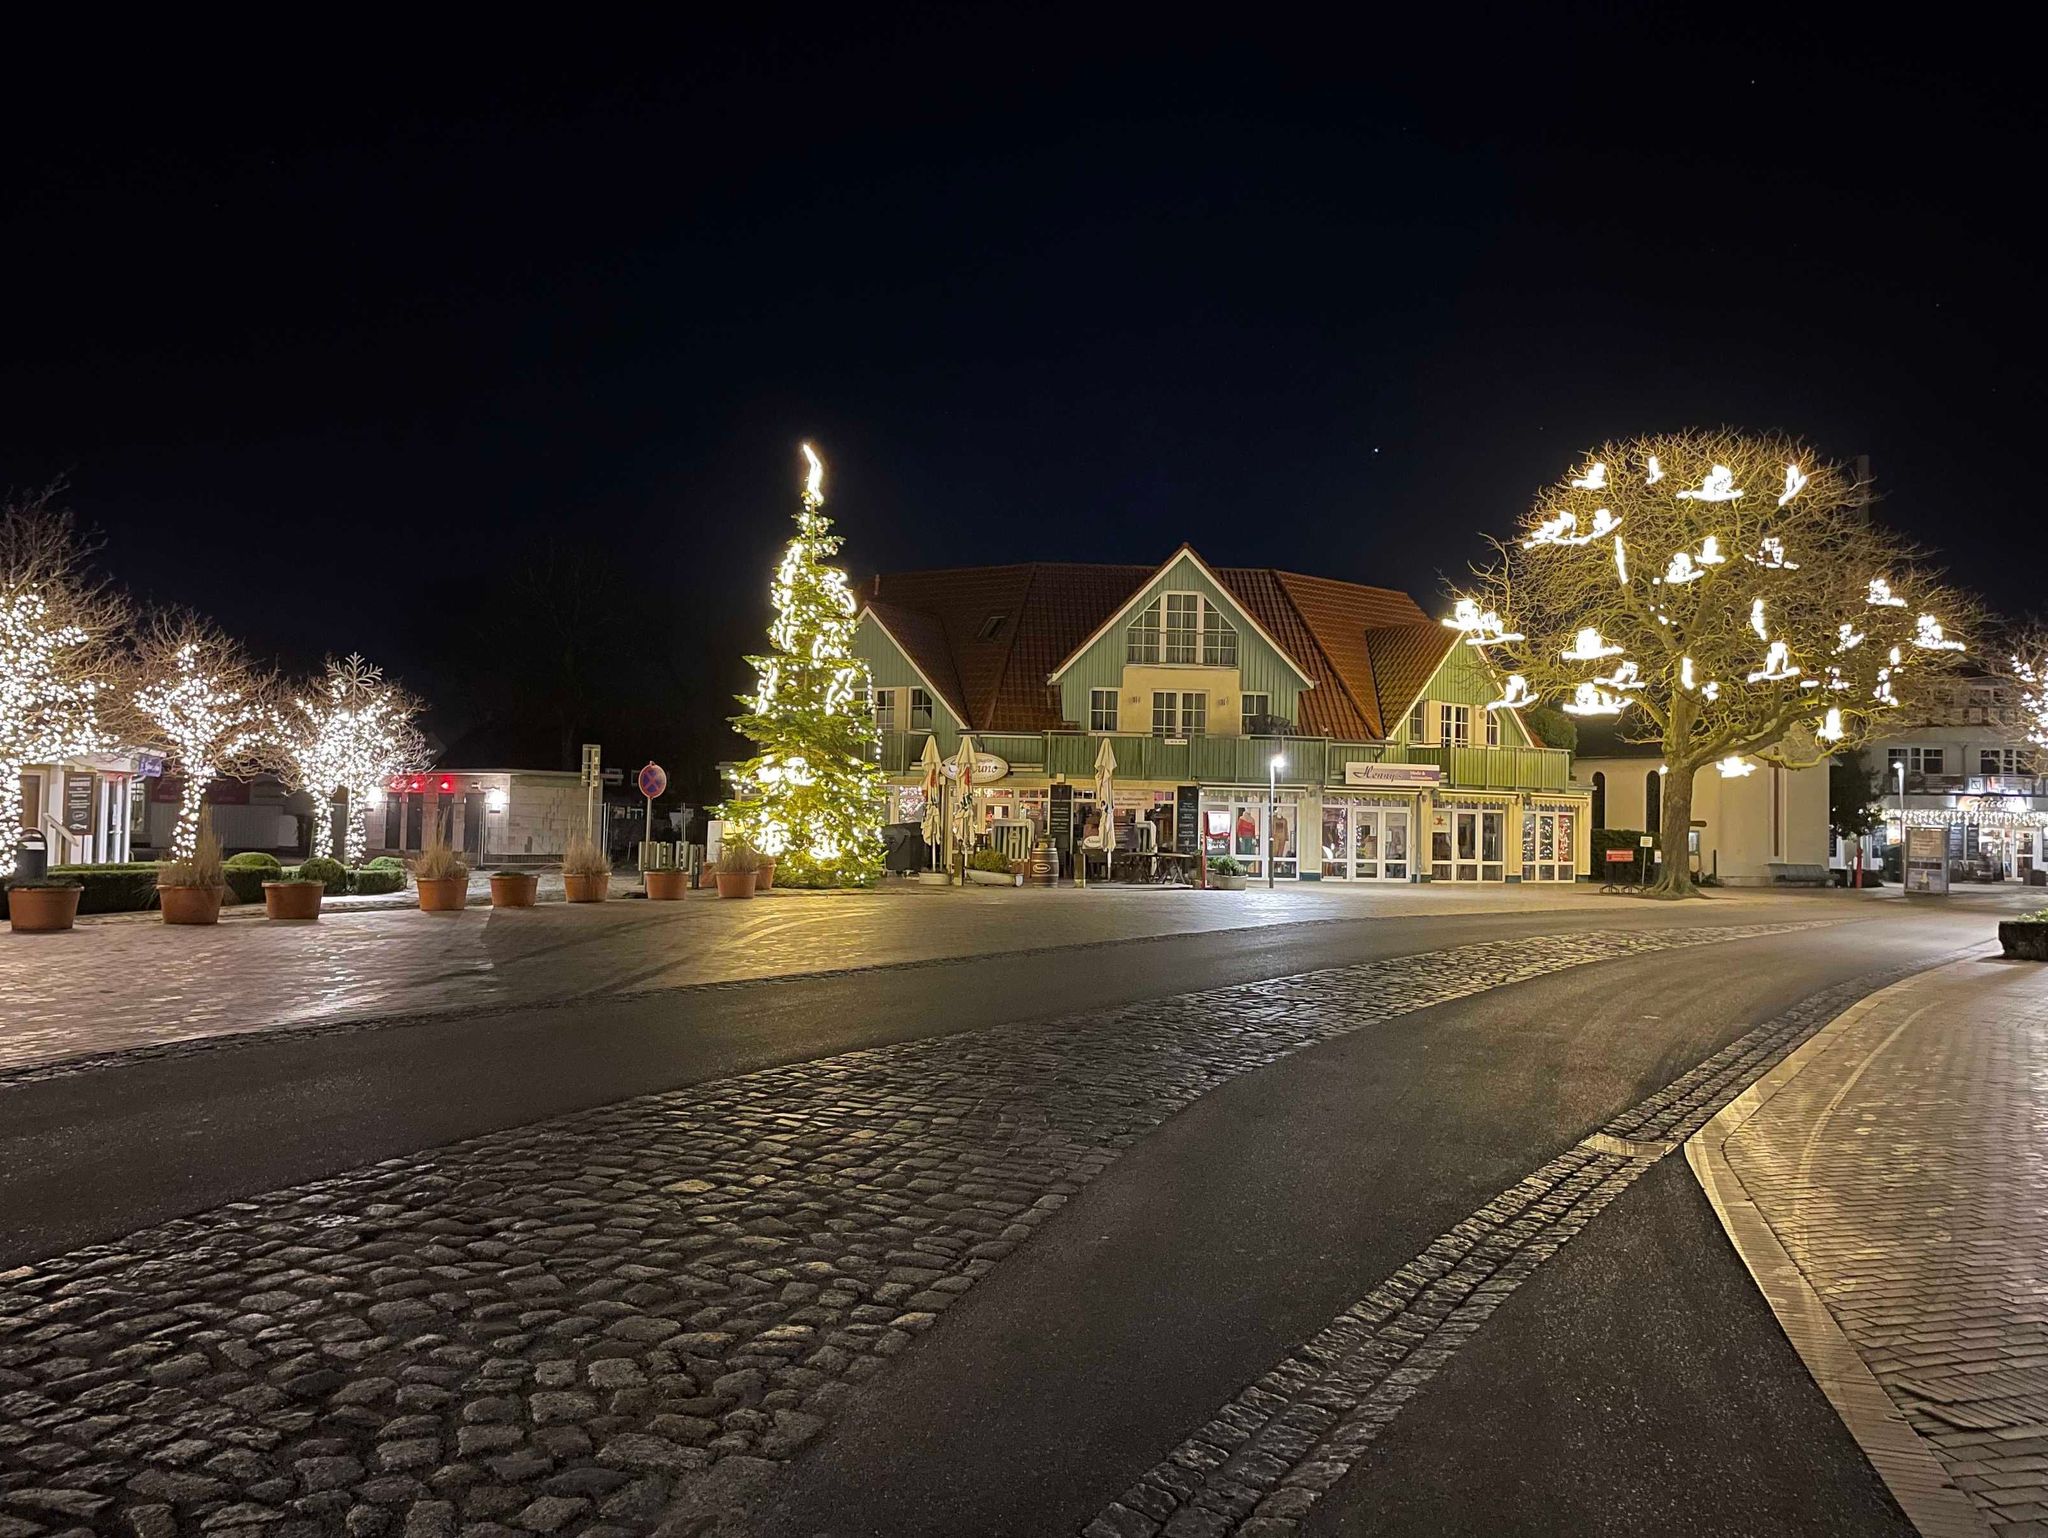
[1458,429,1979,898]
[1441,598,1523,646]
[1817,707,1846,743]
[721,442,886,887]
[132,618,279,860]
[1913,614,1965,651]
[1569,461,1608,491]
[1715,755,1758,778]
[286,654,425,864]
[1523,508,1621,548]
[1487,674,1540,711]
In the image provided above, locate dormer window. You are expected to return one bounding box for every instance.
[1126,591,1238,666]
[977,614,1006,641]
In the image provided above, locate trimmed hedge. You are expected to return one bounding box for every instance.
[223,851,284,904]
[35,864,162,914]
[1590,828,1656,877]
[294,856,350,895]
[350,866,405,896]
[365,855,405,872]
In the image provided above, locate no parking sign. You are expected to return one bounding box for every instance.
[637,763,668,800]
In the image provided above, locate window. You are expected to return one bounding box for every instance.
[1126,591,1238,667]
[1164,593,1200,663]
[1090,688,1119,732]
[1591,771,1606,830]
[1408,701,1428,741]
[873,688,897,732]
[977,614,1006,641]
[1127,600,1162,664]
[1151,691,1207,737]
[1241,693,1270,733]
[908,687,934,731]
[1439,703,1471,747]
[1982,748,2024,775]
[1485,710,1501,748]
[1917,747,1944,776]
[1645,770,1663,836]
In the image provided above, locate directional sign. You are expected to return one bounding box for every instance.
[638,762,668,800]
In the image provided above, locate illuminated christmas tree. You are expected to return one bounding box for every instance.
[723,444,884,886]
[1455,430,1979,897]
[286,653,426,863]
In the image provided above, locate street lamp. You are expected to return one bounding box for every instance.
[1268,753,1286,890]
[1893,759,1906,869]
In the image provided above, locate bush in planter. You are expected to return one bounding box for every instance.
[365,855,405,872]
[713,841,760,876]
[1207,855,1246,878]
[968,846,1015,874]
[350,866,406,896]
[223,851,284,904]
[294,855,350,895]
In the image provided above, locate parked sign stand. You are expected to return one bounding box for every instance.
[637,762,667,865]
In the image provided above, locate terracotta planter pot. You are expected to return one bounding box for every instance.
[563,873,610,903]
[715,871,758,899]
[755,861,776,892]
[7,884,82,933]
[416,874,469,912]
[262,881,324,920]
[489,872,539,908]
[158,884,224,925]
[644,868,689,901]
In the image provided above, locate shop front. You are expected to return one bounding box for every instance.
[1319,796,1416,881]
[1520,799,1581,883]
[1430,799,1510,882]
[1200,786,1301,880]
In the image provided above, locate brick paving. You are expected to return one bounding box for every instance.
[0,882,1667,1080]
[1080,949,1960,1538]
[0,923,1800,1538]
[1718,958,2048,1538]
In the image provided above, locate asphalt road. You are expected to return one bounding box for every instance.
[0,898,1992,1537]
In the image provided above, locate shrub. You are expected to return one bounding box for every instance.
[295,855,350,895]
[350,866,406,896]
[366,855,405,872]
[711,840,757,876]
[1207,854,1245,877]
[223,851,284,904]
[36,865,161,914]
[1590,828,1654,876]
[968,845,1014,874]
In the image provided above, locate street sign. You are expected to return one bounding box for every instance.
[638,762,668,799]
[601,769,624,786]
[581,743,602,789]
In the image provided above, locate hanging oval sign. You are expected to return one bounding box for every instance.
[941,752,1010,784]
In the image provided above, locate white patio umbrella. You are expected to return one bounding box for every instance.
[950,734,981,879]
[917,734,944,866]
[1093,736,1118,871]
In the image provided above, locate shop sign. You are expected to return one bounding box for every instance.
[1049,782,1074,852]
[136,751,166,778]
[1174,784,1199,855]
[1344,761,1443,789]
[1905,825,1950,894]
[64,772,95,833]
[941,751,1010,784]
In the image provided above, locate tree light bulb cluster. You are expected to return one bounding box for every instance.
[1,589,108,876]
[1561,682,1630,717]
[288,654,425,864]
[1746,537,1799,570]
[1676,464,1742,502]
[1715,755,1757,777]
[1487,673,1538,711]
[1441,598,1523,646]
[1913,614,1964,651]
[1561,627,1624,661]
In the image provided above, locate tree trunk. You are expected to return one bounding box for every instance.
[1646,764,1701,898]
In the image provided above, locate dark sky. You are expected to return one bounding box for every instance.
[4,11,2039,793]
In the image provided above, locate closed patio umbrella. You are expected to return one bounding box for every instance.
[950,734,981,880]
[917,734,944,866]
[1093,736,1117,877]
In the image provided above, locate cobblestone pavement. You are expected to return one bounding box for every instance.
[0,882,1778,1079]
[0,923,1804,1538]
[1713,958,2048,1538]
[1083,949,1965,1538]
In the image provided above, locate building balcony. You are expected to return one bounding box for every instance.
[875,730,1573,793]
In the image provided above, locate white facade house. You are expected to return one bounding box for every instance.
[1570,724,1829,885]
[1859,676,2046,884]
[17,751,151,866]
[367,769,586,868]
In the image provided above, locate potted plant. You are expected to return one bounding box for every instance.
[1207,854,1248,891]
[714,841,760,899]
[157,820,227,925]
[488,869,539,907]
[755,852,777,892]
[412,828,471,913]
[562,837,611,902]
[5,874,83,933]
[262,871,325,920]
[2000,906,2048,962]
[644,864,689,900]
[965,845,1022,887]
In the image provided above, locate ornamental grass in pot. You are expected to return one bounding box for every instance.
[412,829,471,912]
[5,875,83,933]
[263,872,325,920]
[157,820,226,925]
[488,869,539,907]
[562,837,611,903]
[644,865,689,900]
[714,841,759,899]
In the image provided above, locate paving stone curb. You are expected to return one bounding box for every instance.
[1082,947,1977,1538]
[0,924,1805,1538]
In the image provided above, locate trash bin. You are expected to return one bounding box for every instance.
[15,831,48,881]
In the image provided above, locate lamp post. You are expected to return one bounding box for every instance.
[1893,759,1906,871]
[1268,752,1286,890]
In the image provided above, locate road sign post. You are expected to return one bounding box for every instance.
[581,744,602,842]
[637,763,667,865]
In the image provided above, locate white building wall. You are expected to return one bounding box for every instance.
[1573,755,1827,886]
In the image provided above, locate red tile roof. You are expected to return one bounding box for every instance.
[863,555,1438,740]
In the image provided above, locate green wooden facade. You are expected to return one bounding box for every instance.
[1388,643,1535,749]
[851,613,964,733]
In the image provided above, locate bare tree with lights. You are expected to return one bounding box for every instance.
[2008,631,2048,761]
[0,486,129,877]
[1456,429,1979,897]
[130,612,283,859]
[285,653,427,863]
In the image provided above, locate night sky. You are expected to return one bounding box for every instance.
[4,13,2039,799]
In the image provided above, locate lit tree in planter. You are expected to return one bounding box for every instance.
[0,488,127,877]
[286,653,426,863]
[1456,430,1978,898]
[723,444,885,886]
[2010,633,2048,759]
[131,614,281,859]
